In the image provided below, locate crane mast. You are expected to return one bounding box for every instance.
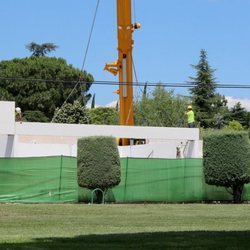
[105,0,140,145]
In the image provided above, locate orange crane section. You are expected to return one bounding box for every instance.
[105,0,140,145]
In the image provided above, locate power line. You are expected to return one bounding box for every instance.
[51,0,100,122]
[1,76,250,89]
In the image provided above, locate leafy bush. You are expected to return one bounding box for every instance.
[23,110,49,122]
[89,107,119,125]
[227,120,244,131]
[203,130,250,203]
[77,136,121,202]
[133,86,189,127]
[53,101,90,124]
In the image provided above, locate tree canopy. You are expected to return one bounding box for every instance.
[26,42,58,57]
[189,49,227,128]
[134,85,189,127]
[229,102,250,128]
[0,56,93,121]
[53,101,90,124]
[89,107,119,125]
[203,130,250,203]
[77,136,121,203]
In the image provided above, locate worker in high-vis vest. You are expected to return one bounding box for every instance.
[185,105,195,128]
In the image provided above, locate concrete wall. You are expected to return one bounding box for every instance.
[0,101,15,135]
[0,101,202,159]
[0,102,15,157]
[0,135,14,157]
[13,137,202,159]
[15,122,199,140]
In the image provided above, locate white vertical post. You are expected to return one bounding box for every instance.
[0,101,15,135]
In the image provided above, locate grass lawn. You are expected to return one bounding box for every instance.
[0,203,250,249]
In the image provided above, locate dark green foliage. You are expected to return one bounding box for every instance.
[229,102,250,128]
[203,130,250,203]
[53,101,90,124]
[26,42,58,57]
[143,82,147,97]
[23,110,50,122]
[0,57,93,121]
[91,94,95,109]
[89,107,119,125]
[77,136,121,192]
[189,49,226,128]
[134,85,189,127]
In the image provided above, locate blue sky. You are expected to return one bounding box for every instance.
[1,0,250,108]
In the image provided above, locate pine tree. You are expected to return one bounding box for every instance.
[230,102,250,128]
[91,94,96,109]
[189,49,225,128]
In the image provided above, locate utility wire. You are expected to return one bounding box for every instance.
[1,76,250,89]
[51,0,100,122]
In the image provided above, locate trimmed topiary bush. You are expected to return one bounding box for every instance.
[77,136,121,203]
[203,130,250,203]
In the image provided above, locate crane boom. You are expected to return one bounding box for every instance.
[104,0,140,145]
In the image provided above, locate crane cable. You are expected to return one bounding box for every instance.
[133,0,137,24]
[51,0,100,123]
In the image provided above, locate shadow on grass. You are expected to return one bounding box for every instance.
[1,231,250,250]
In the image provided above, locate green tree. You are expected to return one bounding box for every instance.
[227,120,244,131]
[134,85,189,127]
[143,82,148,98]
[77,136,121,203]
[0,57,93,121]
[189,49,226,128]
[23,110,50,122]
[203,130,250,203]
[91,94,96,109]
[53,101,90,124]
[229,102,250,128]
[89,107,119,125]
[26,42,58,57]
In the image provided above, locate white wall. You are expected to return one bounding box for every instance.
[0,101,202,159]
[13,139,202,159]
[15,122,199,141]
[14,141,77,157]
[0,101,15,135]
[0,135,14,157]
[119,140,203,159]
[0,102,16,157]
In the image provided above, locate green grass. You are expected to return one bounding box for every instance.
[0,204,250,249]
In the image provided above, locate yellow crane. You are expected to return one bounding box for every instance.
[105,0,140,145]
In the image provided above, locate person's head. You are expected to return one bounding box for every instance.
[187,105,192,110]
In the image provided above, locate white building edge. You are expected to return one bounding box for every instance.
[0,101,202,159]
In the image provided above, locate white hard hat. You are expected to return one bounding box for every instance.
[15,107,21,113]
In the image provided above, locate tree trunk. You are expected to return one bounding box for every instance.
[232,184,244,203]
[95,189,104,204]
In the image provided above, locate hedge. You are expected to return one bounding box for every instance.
[77,136,121,191]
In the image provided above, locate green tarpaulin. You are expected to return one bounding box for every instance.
[0,156,250,203]
[0,156,78,202]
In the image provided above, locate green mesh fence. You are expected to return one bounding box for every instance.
[0,156,250,203]
[112,158,205,202]
[0,156,78,203]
